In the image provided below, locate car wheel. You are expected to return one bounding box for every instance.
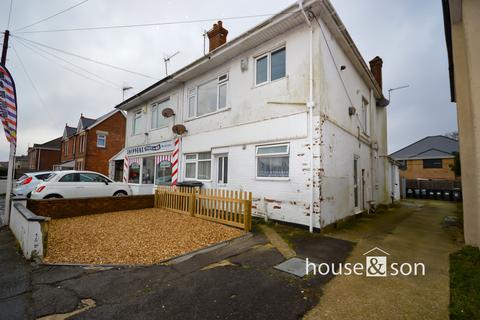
[44,194,63,199]
[113,191,127,197]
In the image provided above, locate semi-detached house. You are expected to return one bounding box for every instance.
[112,0,398,230]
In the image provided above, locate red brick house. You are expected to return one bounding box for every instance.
[54,110,126,176]
[27,137,62,171]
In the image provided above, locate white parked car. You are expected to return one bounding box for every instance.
[30,170,132,199]
[14,171,53,198]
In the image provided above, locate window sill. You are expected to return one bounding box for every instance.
[255,177,290,181]
[253,76,287,89]
[185,107,231,122]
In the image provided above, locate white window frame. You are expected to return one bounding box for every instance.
[97,134,106,148]
[184,152,212,181]
[361,97,369,135]
[132,110,142,135]
[187,73,228,119]
[255,143,290,180]
[254,46,286,87]
[151,98,170,130]
[217,155,228,185]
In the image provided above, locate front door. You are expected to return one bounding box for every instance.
[214,154,228,188]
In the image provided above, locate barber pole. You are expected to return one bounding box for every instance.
[123,155,129,183]
[171,137,180,186]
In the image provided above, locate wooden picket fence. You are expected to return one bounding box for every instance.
[155,186,252,232]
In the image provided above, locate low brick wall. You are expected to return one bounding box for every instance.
[27,195,155,219]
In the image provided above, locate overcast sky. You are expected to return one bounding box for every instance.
[0,0,457,161]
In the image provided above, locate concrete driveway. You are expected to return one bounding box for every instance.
[304,200,463,320]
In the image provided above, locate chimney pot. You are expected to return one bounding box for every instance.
[207,20,228,52]
[369,56,383,89]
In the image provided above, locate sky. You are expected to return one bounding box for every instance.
[0,0,457,160]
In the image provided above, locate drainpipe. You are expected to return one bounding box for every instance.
[298,1,315,232]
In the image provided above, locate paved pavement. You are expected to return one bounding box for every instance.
[0,226,353,319]
[304,200,463,320]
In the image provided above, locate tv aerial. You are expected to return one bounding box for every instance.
[163,51,180,76]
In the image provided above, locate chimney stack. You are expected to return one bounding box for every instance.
[207,21,228,52]
[369,56,383,89]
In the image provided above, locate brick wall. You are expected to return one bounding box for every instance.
[38,149,61,171]
[400,158,457,180]
[27,195,154,219]
[85,112,126,176]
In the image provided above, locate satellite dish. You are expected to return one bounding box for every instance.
[172,124,187,135]
[162,108,175,118]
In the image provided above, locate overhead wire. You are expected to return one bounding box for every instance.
[15,11,297,34]
[14,0,89,32]
[7,0,14,29]
[10,43,54,119]
[13,37,120,89]
[11,35,160,80]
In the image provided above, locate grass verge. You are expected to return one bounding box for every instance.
[450,245,480,320]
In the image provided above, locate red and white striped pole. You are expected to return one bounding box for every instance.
[171,137,180,186]
[123,155,129,183]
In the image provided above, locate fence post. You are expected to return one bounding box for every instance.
[244,192,252,232]
[189,190,195,217]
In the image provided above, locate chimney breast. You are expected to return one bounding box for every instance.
[369,56,383,89]
[207,20,228,52]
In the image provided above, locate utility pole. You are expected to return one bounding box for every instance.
[1,30,10,65]
[1,29,15,227]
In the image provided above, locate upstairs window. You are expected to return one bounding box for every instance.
[133,110,142,135]
[423,159,442,168]
[361,97,369,134]
[97,134,106,148]
[255,47,286,86]
[64,140,69,156]
[188,74,228,118]
[256,144,289,178]
[151,98,170,130]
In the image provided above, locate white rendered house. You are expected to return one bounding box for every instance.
[112,0,398,230]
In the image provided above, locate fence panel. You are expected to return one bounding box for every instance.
[155,186,252,231]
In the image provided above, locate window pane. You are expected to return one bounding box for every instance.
[257,156,289,177]
[59,173,79,182]
[257,145,288,155]
[156,160,172,185]
[198,152,211,160]
[197,80,217,116]
[423,159,442,168]
[185,163,196,178]
[133,113,142,135]
[142,157,155,184]
[129,163,140,183]
[256,55,268,84]
[218,158,223,182]
[198,160,211,180]
[223,157,228,184]
[188,96,195,118]
[186,154,196,160]
[271,48,286,81]
[218,83,227,109]
[154,99,169,128]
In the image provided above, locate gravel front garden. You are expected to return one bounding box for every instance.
[44,208,245,265]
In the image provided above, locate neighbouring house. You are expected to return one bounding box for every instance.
[390,135,459,181]
[27,137,62,171]
[113,0,397,230]
[54,110,126,176]
[442,0,480,247]
[14,155,29,177]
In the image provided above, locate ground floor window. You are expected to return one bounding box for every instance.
[256,144,289,178]
[156,160,172,185]
[129,162,140,184]
[185,152,211,180]
[142,157,155,184]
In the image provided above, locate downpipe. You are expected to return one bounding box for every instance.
[298,1,315,232]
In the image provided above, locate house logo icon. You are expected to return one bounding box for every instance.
[363,247,390,277]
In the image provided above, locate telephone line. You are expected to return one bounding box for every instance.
[12,35,160,80]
